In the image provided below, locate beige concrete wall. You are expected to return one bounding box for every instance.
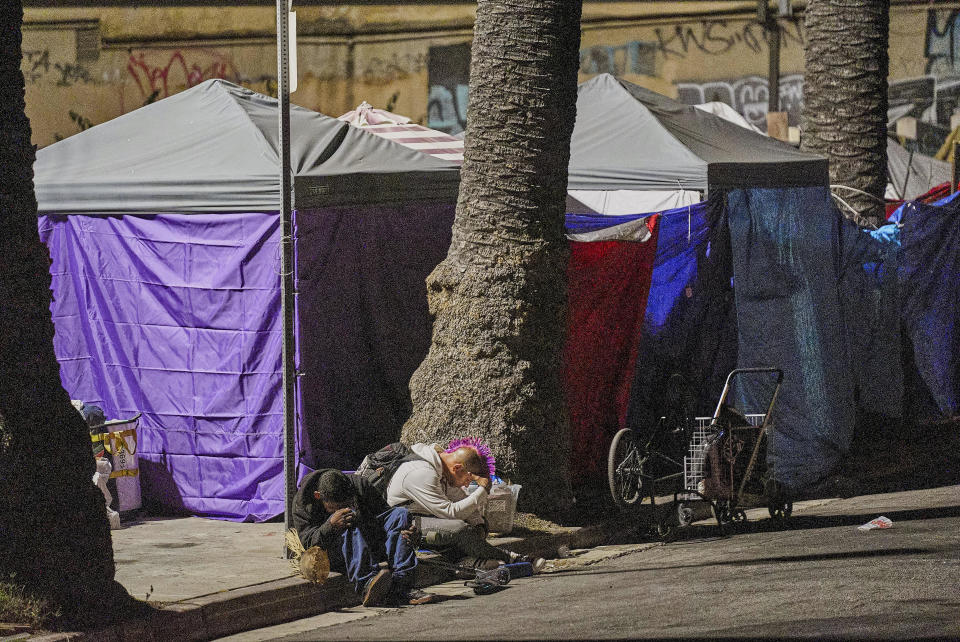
[21,2,937,147]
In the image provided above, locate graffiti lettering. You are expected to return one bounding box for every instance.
[54,62,91,87]
[428,43,470,134]
[127,50,239,100]
[579,41,656,76]
[653,19,803,59]
[926,10,960,76]
[677,74,805,127]
[427,83,468,135]
[22,49,94,87]
[22,49,51,82]
[361,53,427,83]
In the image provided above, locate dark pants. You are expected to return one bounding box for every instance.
[326,506,417,593]
[417,516,511,563]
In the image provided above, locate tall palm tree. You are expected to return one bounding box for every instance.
[801,0,889,226]
[401,0,583,515]
[0,1,132,627]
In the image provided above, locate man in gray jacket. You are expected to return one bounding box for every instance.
[386,443,539,571]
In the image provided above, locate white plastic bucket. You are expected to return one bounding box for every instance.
[485,483,521,534]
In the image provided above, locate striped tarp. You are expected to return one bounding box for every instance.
[360,123,464,164]
[339,102,464,164]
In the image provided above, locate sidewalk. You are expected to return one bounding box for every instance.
[30,509,640,642]
[30,483,960,642]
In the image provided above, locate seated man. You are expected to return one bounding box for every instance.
[293,469,436,606]
[386,442,542,571]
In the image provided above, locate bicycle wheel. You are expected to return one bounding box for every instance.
[608,428,643,509]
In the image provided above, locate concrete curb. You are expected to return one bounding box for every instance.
[32,575,359,642]
[32,515,643,642]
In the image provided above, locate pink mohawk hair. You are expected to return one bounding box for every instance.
[446,437,496,478]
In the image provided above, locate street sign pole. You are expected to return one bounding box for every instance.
[276,0,297,557]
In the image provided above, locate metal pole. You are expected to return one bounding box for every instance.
[276,0,297,557]
[767,16,781,115]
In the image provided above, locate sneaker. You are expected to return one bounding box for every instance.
[458,556,502,571]
[403,588,438,606]
[361,569,393,607]
[509,552,546,574]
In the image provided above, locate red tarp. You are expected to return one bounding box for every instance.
[563,216,659,482]
[886,182,952,219]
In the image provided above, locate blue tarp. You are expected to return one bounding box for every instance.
[899,199,960,415]
[624,198,738,437]
[565,212,648,234]
[838,222,904,419]
[727,187,855,492]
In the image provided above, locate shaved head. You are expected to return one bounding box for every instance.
[449,446,488,477]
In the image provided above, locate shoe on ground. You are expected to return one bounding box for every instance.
[509,551,546,574]
[361,569,393,607]
[402,588,437,606]
[458,556,502,571]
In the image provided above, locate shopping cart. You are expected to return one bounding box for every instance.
[687,368,791,526]
[607,368,790,538]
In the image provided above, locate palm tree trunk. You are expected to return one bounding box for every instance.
[401,0,582,515]
[801,0,889,226]
[0,1,130,625]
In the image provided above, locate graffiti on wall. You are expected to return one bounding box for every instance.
[653,19,803,59]
[127,50,240,100]
[427,20,806,134]
[677,74,804,127]
[580,41,656,76]
[361,52,428,84]
[23,49,94,87]
[926,10,960,77]
[427,43,470,135]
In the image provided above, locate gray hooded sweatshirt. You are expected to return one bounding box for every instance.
[386,442,486,525]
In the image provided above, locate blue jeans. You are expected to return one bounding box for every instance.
[326,506,417,593]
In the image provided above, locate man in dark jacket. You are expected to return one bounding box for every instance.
[292,469,435,607]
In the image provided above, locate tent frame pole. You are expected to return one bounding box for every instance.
[277,0,297,558]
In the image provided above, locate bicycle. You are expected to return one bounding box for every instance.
[607,373,696,538]
[608,368,791,539]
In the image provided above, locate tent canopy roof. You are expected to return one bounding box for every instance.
[568,74,828,191]
[35,79,460,213]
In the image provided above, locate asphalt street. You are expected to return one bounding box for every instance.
[219,489,960,640]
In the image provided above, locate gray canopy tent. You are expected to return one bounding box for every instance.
[34,79,460,520]
[568,73,827,193]
[35,79,458,213]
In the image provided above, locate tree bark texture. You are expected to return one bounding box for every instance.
[801,0,889,226]
[0,1,128,624]
[401,0,583,515]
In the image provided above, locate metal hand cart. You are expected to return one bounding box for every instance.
[607,367,790,539]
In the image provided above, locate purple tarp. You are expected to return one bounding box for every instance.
[40,203,454,522]
[39,211,300,521]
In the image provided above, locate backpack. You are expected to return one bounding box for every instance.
[355,442,426,497]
